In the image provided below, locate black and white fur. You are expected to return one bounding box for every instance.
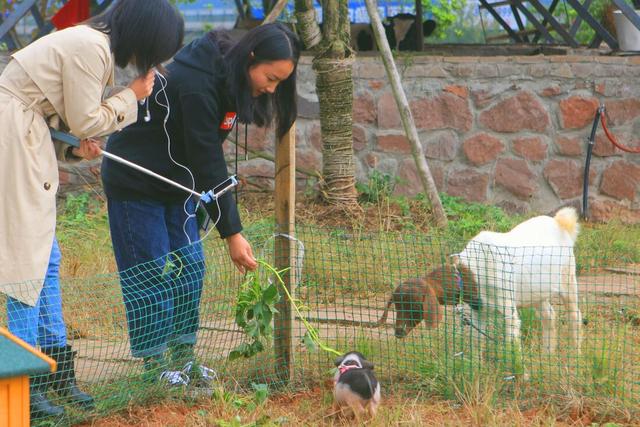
[332,351,381,419]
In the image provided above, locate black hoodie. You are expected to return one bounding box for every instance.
[102,34,242,239]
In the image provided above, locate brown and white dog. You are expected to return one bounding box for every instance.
[332,351,381,419]
[379,208,582,359]
[378,265,481,338]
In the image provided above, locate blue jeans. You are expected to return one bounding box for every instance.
[6,238,67,349]
[107,198,205,358]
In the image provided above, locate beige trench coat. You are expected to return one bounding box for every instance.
[0,25,138,306]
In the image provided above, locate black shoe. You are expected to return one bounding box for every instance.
[42,345,95,410]
[30,377,64,419]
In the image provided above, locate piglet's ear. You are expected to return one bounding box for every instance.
[334,356,344,367]
[362,360,374,370]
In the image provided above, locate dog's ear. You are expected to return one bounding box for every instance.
[334,356,345,367]
[362,359,374,370]
[378,292,395,325]
[423,283,443,328]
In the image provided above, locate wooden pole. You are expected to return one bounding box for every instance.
[364,0,448,227]
[273,123,296,383]
[262,0,290,24]
[261,0,297,383]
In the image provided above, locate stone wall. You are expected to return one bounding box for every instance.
[285,53,640,222]
[2,52,640,222]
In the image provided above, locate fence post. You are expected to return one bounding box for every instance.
[274,122,296,383]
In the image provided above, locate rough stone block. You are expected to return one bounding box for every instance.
[447,169,489,202]
[412,93,472,132]
[600,160,640,201]
[423,131,459,161]
[353,92,377,124]
[513,136,548,161]
[543,159,584,199]
[495,158,537,199]
[463,133,505,166]
[555,136,583,157]
[559,96,599,129]
[376,133,412,154]
[479,91,550,133]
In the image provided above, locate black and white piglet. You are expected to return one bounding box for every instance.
[332,351,381,419]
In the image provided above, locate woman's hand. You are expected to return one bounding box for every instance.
[225,233,258,274]
[72,138,102,160]
[128,70,155,101]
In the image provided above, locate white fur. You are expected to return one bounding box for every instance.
[333,352,362,384]
[458,207,582,356]
[334,382,381,418]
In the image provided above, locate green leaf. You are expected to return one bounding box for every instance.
[250,340,264,354]
[230,259,342,361]
[302,331,317,352]
[262,283,279,304]
[228,344,248,361]
[251,383,269,405]
[246,321,261,339]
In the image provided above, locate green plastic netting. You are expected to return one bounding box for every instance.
[2,223,639,424]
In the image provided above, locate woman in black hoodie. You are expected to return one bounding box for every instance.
[101,23,302,383]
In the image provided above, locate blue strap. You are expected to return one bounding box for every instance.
[455,271,463,290]
[49,128,80,147]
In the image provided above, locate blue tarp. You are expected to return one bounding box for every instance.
[177,0,529,30]
[178,0,427,23]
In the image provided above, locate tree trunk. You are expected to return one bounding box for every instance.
[364,0,448,227]
[312,0,358,207]
[294,0,321,49]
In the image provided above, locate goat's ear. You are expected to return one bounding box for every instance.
[362,359,374,370]
[334,356,344,367]
[449,253,460,267]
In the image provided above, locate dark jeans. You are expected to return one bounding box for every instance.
[107,198,205,358]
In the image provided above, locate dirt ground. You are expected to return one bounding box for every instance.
[77,384,635,427]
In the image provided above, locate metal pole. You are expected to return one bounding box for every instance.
[415,0,424,51]
[100,151,202,198]
[50,129,202,198]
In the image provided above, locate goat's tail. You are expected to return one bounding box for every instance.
[554,207,580,242]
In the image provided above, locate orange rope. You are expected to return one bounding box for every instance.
[600,110,640,154]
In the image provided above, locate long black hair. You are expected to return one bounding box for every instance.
[222,23,302,139]
[87,0,184,76]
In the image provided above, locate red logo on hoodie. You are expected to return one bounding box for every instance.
[220,112,237,131]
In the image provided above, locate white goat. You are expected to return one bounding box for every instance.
[453,207,582,356]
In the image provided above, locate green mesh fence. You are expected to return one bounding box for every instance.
[1,223,639,424]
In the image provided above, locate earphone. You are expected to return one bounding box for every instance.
[144,97,151,122]
[138,97,151,122]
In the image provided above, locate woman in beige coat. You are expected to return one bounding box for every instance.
[0,0,184,419]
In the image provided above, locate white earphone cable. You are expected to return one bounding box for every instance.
[154,71,223,246]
